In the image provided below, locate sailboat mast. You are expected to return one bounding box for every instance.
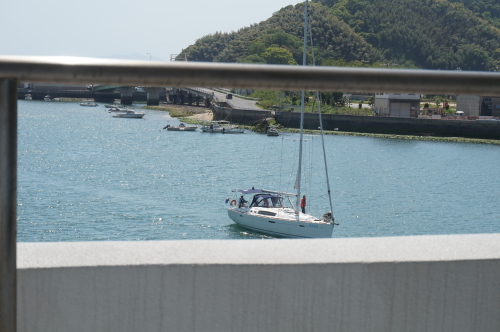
[308,9,335,221]
[296,0,309,213]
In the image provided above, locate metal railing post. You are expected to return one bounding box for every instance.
[0,79,17,332]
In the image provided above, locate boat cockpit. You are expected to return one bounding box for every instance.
[250,194,283,208]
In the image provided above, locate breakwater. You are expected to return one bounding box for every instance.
[212,105,500,140]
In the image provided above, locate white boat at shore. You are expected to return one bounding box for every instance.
[108,107,129,112]
[201,120,244,133]
[80,102,98,107]
[267,126,279,136]
[44,95,52,101]
[112,110,145,118]
[25,94,32,100]
[164,123,198,131]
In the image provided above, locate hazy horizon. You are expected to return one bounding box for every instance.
[1,0,297,62]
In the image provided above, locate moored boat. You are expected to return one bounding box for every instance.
[112,110,145,118]
[80,102,98,107]
[108,107,129,112]
[164,123,198,131]
[104,104,125,108]
[200,120,244,133]
[44,95,52,101]
[267,126,279,136]
[25,94,32,100]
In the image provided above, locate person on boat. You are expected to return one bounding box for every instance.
[322,211,332,222]
[263,198,269,207]
[300,195,306,213]
[238,195,247,208]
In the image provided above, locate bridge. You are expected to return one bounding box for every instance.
[18,84,261,108]
[92,85,165,105]
[167,87,262,110]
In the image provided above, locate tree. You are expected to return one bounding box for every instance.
[261,46,298,65]
[241,54,266,63]
[433,95,443,108]
[368,95,375,107]
[248,42,266,56]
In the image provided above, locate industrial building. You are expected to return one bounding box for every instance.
[374,93,420,117]
[456,95,500,117]
[456,95,481,116]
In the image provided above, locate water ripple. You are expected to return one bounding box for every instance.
[17,100,500,241]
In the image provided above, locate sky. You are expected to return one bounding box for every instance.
[1,0,298,61]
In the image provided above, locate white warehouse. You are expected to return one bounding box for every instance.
[374,93,421,117]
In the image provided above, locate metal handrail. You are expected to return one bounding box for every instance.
[2,55,500,332]
[1,56,500,95]
[0,79,17,332]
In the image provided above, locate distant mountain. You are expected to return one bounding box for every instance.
[179,0,500,71]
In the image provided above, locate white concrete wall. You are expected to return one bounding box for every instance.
[456,95,481,116]
[374,97,389,115]
[17,234,500,332]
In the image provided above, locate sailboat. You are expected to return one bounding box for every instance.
[227,0,337,238]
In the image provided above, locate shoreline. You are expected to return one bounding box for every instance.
[277,128,500,145]
[143,105,500,145]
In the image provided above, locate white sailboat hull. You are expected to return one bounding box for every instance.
[228,208,333,238]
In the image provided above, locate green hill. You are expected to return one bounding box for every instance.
[180,0,500,71]
[448,0,500,29]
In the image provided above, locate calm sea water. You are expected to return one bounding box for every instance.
[17,100,500,241]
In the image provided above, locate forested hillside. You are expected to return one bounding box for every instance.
[449,0,500,29]
[180,0,500,71]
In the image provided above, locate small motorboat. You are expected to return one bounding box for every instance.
[80,102,98,107]
[104,104,125,108]
[200,121,244,133]
[25,94,32,100]
[113,110,145,118]
[108,107,129,112]
[44,95,52,101]
[164,123,198,131]
[267,126,279,136]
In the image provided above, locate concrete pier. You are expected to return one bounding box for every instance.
[144,87,163,106]
[117,87,135,105]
